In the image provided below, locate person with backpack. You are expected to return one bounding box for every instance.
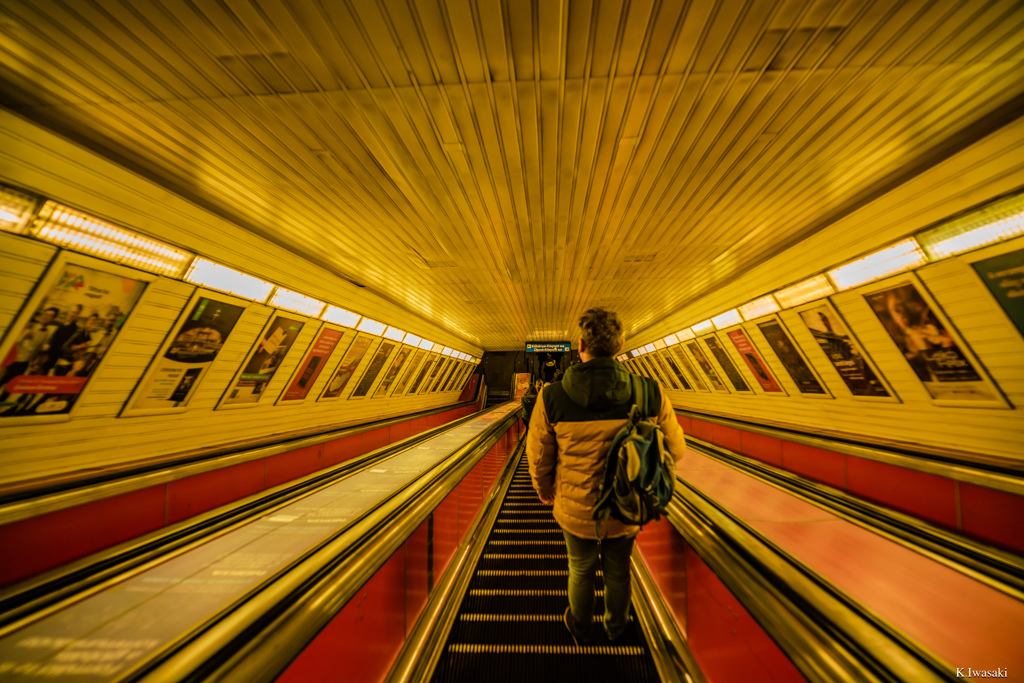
[527,308,686,645]
[520,378,543,427]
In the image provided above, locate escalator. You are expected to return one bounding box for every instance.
[430,454,661,683]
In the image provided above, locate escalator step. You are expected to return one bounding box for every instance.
[432,646,659,683]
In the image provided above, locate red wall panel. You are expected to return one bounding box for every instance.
[960,483,1024,555]
[167,460,265,524]
[324,434,362,467]
[690,419,714,443]
[405,520,430,634]
[780,441,846,489]
[277,548,408,683]
[457,464,484,540]
[0,485,166,587]
[677,414,692,434]
[363,427,390,453]
[433,490,460,578]
[711,424,743,453]
[740,431,783,467]
[390,420,411,443]
[636,519,688,633]
[687,550,806,683]
[846,458,957,529]
[266,444,324,489]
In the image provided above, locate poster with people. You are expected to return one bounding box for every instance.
[798,304,891,398]
[124,293,246,414]
[756,319,828,395]
[972,247,1024,337]
[320,333,376,400]
[726,329,784,393]
[374,345,414,398]
[863,281,998,402]
[685,342,729,393]
[0,258,148,419]
[220,314,306,406]
[703,336,750,392]
[278,326,345,403]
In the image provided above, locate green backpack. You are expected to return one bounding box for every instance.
[592,375,676,538]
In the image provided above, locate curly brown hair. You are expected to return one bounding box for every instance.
[578,308,624,358]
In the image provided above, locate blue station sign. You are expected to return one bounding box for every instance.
[525,341,571,353]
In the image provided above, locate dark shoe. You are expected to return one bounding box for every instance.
[563,607,593,646]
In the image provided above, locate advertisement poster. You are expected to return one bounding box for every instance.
[658,350,692,390]
[650,352,682,390]
[670,346,708,391]
[514,372,532,398]
[351,341,396,398]
[972,247,1024,336]
[321,333,375,399]
[757,320,827,395]
[0,260,147,418]
[392,349,426,396]
[374,345,413,398]
[427,358,452,393]
[703,336,750,392]
[279,326,344,402]
[443,362,467,392]
[127,294,246,413]
[726,329,784,393]
[686,342,729,392]
[863,282,995,401]
[222,314,305,406]
[798,305,890,398]
[409,354,438,394]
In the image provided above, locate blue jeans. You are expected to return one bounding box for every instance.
[562,530,636,640]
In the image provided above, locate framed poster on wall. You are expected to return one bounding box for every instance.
[277,324,347,404]
[795,300,895,400]
[970,242,1024,337]
[655,349,692,391]
[391,348,426,397]
[701,335,751,393]
[349,340,397,399]
[218,312,308,408]
[685,341,729,393]
[724,327,785,395]
[860,275,1008,407]
[319,333,378,401]
[755,317,830,397]
[123,289,248,416]
[374,344,414,398]
[408,353,439,394]
[0,253,151,423]
[669,345,709,392]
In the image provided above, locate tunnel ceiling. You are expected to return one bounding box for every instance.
[1,0,1023,350]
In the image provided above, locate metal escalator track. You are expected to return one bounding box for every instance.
[431,456,661,682]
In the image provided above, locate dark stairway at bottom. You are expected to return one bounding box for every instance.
[431,454,662,682]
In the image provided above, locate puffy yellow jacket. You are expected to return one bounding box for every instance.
[527,357,686,539]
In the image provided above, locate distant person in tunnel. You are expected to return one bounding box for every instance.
[527,308,686,644]
[520,378,543,427]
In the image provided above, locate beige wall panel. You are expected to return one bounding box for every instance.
[0,232,56,342]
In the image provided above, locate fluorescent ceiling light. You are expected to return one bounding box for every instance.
[322,306,360,327]
[677,329,695,341]
[773,275,835,309]
[739,295,780,320]
[691,320,714,334]
[357,317,386,335]
[653,339,667,349]
[0,185,37,235]
[384,326,406,342]
[35,202,194,278]
[418,338,434,350]
[662,334,679,346]
[442,347,454,356]
[185,258,273,302]
[431,342,444,352]
[404,333,423,347]
[711,310,741,328]
[828,238,927,291]
[270,288,325,317]
[919,195,1024,259]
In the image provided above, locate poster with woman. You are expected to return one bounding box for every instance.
[703,335,750,392]
[685,342,729,393]
[220,314,306,407]
[0,256,149,420]
[756,319,828,396]
[798,303,892,399]
[124,291,246,415]
[320,333,376,400]
[726,329,784,393]
[863,279,1002,403]
[278,325,345,403]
